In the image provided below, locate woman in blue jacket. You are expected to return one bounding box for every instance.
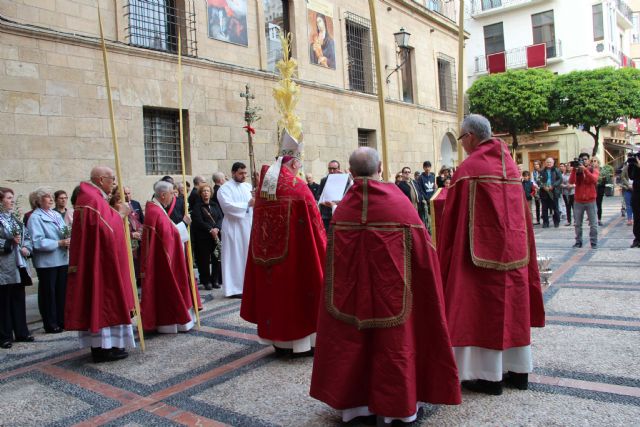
[27,188,70,334]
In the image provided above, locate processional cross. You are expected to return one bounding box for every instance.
[240,84,261,189]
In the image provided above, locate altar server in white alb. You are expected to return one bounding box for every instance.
[217,162,254,298]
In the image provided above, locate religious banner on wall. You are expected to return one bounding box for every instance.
[307,0,336,69]
[207,0,248,47]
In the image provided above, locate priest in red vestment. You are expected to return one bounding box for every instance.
[438,114,545,395]
[310,147,461,424]
[241,130,326,356]
[65,166,135,363]
[140,180,197,333]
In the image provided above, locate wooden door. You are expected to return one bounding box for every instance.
[528,150,560,173]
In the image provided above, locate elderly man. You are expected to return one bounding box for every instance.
[65,166,135,363]
[211,172,226,207]
[217,162,253,298]
[188,176,207,212]
[306,173,320,201]
[242,130,326,356]
[310,148,460,424]
[317,160,344,231]
[140,181,197,333]
[539,157,563,228]
[438,115,545,395]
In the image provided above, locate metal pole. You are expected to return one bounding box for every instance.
[97,7,145,351]
[457,0,465,164]
[368,0,390,181]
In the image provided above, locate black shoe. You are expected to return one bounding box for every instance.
[554,223,560,228]
[565,222,572,226]
[228,294,242,299]
[598,221,603,226]
[203,282,213,291]
[503,371,528,390]
[272,345,293,358]
[591,243,598,249]
[631,242,640,248]
[542,224,549,229]
[211,283,221,289]
[0,341,12,349]
[15,335,35,342]
[91,347,128,363]
[572,242,582,248]
[45,326,64,334]
[462,379,503,396]
[291,348,315,358]
[343,415,377,426]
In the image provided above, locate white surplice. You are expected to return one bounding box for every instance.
[217,180,253,297]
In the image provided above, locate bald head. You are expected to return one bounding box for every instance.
[349,147,381,178]
[212,172,225,185]
[193,175,206,186]
[90,166,116,194]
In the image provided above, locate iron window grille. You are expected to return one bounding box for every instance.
[143,107,186,175]
[125,0,197,56]
[345,12,376,95]
[483,22,504,56]
[437,53,457,114]
[358,129,376,148]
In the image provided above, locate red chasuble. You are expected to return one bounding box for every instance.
[429,187,448,247]
[140,201,194,331]
[65,182,134,333]
[438,138,545,351]
[310,178,461,416]
[241,165,326,342]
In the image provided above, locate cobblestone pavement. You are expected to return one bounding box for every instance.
[1,197,638,426]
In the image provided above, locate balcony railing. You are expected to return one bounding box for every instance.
[616,0,633,23]
[469,0,538,15]
[424,0,457,22]
[474,40,562,74]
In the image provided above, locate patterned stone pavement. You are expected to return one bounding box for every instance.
[1,197,638,426]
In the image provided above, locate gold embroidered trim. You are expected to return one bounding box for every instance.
[361,177,369,224]
[74,205,114,233]
[468,180,530,271]
[325,225,413,329]
[429,187,443,247]
[68,266,77,273]
[251,199,292,266]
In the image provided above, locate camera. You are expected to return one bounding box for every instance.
[569,158,584,168]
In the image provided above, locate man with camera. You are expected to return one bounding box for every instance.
[627,152,640,248]
[569,153,600,249]
[539,158,563,228]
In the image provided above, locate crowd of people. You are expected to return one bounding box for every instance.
[1,112,638,424]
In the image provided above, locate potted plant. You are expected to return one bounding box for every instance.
[600,164,615,197]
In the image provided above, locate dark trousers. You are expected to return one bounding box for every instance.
[563,194,574,224]
[36,265,67,331]
[534,197,541,223]
[632,192,640,244]
[195,239,221,286]
[0,284,30,342]
[541,196,560,226]
[596,186,606,221]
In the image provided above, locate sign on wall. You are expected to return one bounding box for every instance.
[207,0,248,47]
[307,0,335,69]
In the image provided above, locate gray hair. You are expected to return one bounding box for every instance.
[153,180,174,197]
[34,187,54,207]
[212,172,225,185]
[461,114,492,141]
[349,147,380,177]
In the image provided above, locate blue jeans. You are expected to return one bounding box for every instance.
[574,201,598,246]
[623,190,633,220]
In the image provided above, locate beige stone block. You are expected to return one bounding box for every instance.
[8,92,40,114]
[75,117,102,137]
[61,97,108,118]
[43,65,85,83]
[198,142,226,160]
[83,70,106,86]
[46,52,68,67]
[18,48,45,64]
[210,126,231,142]
[100,118,128,139]
[97,86,119,101]
[230,127,247,143]
[48,117,76,136]
[193,125,211,143]
[0,46,20,61]
[16,4,39,23]
[14,114,47,135]
[66,56,94,71]
[216,110,239,127]
[40,95,61,115]
[5,61,39,79]
[0,2,18,18]
[55,0,80,15]
[0,159,24,181]
[45,80,78,97]
[39,9,65,28]
[0,112,15,134]
[24,0,55,11]
[78,84,97,99]
[226,143,250,161]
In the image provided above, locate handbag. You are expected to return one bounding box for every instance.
[19,267,32,286]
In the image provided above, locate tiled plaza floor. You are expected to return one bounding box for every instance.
[1,197,638,426]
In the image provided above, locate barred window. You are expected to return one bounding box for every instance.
[345,12,376,95]
[125,0,197,56]
[357,128,376,148]
[263,0,290,72]
[437,54,457,113]
[532,10,556,58]
[143,108,186,175]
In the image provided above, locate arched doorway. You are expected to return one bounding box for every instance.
[440,132,457,168]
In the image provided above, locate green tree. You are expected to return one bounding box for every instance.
[550,67,640,156]
[467,69,555,150]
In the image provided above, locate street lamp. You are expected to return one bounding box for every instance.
[386,27,411,83]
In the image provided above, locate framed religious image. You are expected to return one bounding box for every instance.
[207,0,248,47]
[307,0,336,69]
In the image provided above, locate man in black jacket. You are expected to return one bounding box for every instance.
[628,152,640,248]
[540,157,563,228]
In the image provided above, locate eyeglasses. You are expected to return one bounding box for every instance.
[328,167,338,171]
[457,132,470,141]
[101,176,116,181]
